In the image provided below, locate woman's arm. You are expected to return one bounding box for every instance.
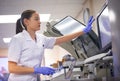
[55,31,84,45]
[8,61,55,75]
[8,61,34,74]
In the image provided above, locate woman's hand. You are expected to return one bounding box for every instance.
[83,16,95,33]
[34,67,55,75]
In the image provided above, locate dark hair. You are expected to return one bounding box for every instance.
[16,10,36,34]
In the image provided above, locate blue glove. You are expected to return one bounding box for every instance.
[34,67,55,75]
[83,16,95,33]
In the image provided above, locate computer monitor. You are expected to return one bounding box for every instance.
[53,16,100,58]
[53,16,85,35]
[97,4,112,52]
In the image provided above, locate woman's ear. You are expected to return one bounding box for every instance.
[24,18,29,26]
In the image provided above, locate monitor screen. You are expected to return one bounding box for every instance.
[97,5,112,50]
[53,16,100,58]
[53,16,85,35]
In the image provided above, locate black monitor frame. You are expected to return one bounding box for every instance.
[96,4,112,53]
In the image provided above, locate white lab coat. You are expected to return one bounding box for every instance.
[8,30,56,81]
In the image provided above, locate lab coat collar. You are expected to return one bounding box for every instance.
[22,30,33,41]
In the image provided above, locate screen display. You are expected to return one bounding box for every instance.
[97,5,111,49]
[53,16,85,35]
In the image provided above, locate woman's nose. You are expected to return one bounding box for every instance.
[39,21,41,24]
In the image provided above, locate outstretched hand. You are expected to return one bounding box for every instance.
[83,16,95,33]
[34,67,55,75]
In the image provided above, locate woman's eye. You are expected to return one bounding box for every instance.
[35,18,38,20]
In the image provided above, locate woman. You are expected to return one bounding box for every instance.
[8,9,94,81]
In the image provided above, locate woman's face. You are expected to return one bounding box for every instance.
[25,12,41,31]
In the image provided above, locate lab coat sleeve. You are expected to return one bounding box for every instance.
[8,37,22,63]
[44,37,56,49]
